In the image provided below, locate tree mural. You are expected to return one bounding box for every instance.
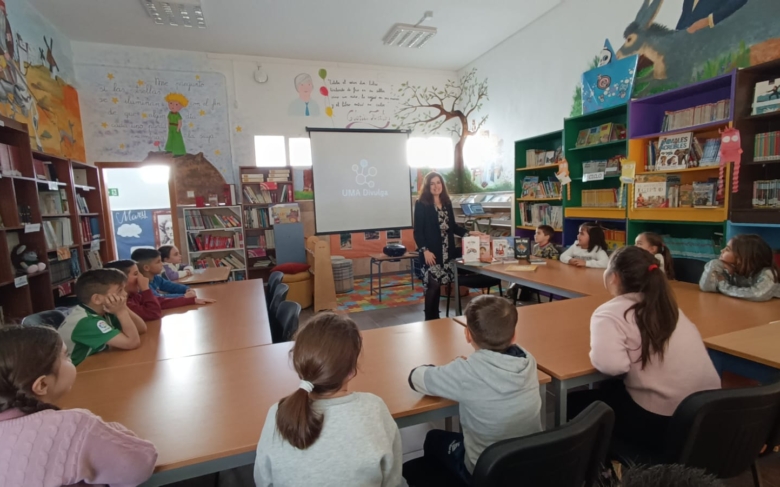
[393,68,488,193]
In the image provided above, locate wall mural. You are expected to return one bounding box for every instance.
[572,0,780,115]
[0,0,85,160]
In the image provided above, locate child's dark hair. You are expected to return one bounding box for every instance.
[731,234,779,282]
[619,464,722,487]
[130,248,161,267]
[75,268,128,304]
[104,259,137,274]
[464,295,517,351]
[159,245,175,261]
[536,225,555,238]
[638,232,675,280]
[608,246,678,369]
[0,325,63,414]
[581,223,608,252]
[276,313,362,450]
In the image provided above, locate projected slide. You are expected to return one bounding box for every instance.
[310,129,412,234]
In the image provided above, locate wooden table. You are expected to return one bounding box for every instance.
[78,279,272,372]
[177,266,231,285]
[63,318,550,486]
[704,321,780,384]
[369,252,418,302]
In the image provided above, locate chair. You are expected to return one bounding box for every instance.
[268,283,289,342]
[21,310,67,330]
[611,379,780,486]
[275,301,301,343]
[449,271,503,316]
[471,401,615,487]
[266,271,284,302]
[673,258,706,284]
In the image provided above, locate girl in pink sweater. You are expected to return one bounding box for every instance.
[0,325,158,487]
[568,246,720,452]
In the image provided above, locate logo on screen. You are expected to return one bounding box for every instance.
[353,159,377,188]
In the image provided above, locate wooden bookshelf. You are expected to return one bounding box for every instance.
[183,206,246,281]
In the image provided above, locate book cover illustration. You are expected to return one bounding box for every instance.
[514,237,530,259]
[656,133,693,171]
[492,238,511,262]
[462,236,480,263]
[271,204,300,225]
[634,174,669,208]
[581,40,638,114]
[479,235,492,263]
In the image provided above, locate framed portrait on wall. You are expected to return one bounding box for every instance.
[153,210,174,247]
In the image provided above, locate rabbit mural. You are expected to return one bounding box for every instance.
[616,0,780,87]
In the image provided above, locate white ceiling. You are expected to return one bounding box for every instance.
[27,0,561,71]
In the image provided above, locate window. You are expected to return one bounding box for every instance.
[289,137,312,167]
[254,136,287,167]
[407,137,454,169]
[463,133,497,169]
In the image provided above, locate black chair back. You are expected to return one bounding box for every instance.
[663,379,780,479]
[673,258,706,284]
[21,310,67,330]
[275,301,301,343]
[266,271,284,302]
[471,401,614,487]
[268,283,289,342]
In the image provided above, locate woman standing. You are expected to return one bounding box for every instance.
[414,172,482,320]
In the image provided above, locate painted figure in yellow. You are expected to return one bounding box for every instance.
[164,93,188,156]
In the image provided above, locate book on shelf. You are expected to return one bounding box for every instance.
[187,232,243,252]
[17,204,32,224]
[518,203,563,229]
[193,254,246,271]
[72,169,88,186]
[634,174,681,208]
[699,138,722,166]
[80,217,100,241]
[754,131,780,162]
[582,189,620,208]
[38,191,67,215]
[524,147,562,168]
[244,207,271,228]
[43,218,74,249]
[75,194,90,213]
[245,230,276,250]
[661,99,729,132]
[243,182,281,204]
[223,184,237,206]
[0,143,23,176]
[655,133,694,171]
[521,176,561,199]
[752,179,780,208]
[271,203,300,224]
[84,250,103,269]
[693,180,718,207]
[575,123,626,148]
[604,229,627,251]
[753,79,780,115]
[185,210,240,230]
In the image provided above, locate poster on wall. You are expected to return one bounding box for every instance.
[112,209,166,260]
[77,65,233,183]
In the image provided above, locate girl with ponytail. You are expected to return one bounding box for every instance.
[0,325,157,487]
[254,314,403,487]
[567,246,720,452]
[635,231,675,280]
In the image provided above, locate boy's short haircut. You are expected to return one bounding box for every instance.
[104,259,136,275]
[130,248,161,267]
[75,268,127,304]
[464,295,517,351]
[159,245,174,261]
[536,225,555,238]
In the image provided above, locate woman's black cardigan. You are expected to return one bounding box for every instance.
[413,199,468,268]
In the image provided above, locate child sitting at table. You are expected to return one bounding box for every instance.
[159,244,194,281]
[560,223,609,268]
[0,325,158,487]
[533,224,560,260]
[407,295,542,482]
[699,234,780,302]
[104,260,213,321]
[131,248,194,298]
[59,268,147,365]
[635,231,674,280]
[254,314,403,487]
[569,246,720,452]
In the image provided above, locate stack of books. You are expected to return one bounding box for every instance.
[520,176,561,199]
[517,203,562,229]
[524,147,562,168]
[660,99,730,132]
[752,179,780,208]
[241,172,266,184]
[186,210,241,230]
[267,169,291,182]
[754,131,780,162]
[582,189,619,208]
[752,78,780,115]
[575,123,626,148]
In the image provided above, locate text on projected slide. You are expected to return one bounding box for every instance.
[343,159,388,198]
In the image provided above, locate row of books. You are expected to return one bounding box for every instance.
[187,232,244,252]
[50,249,80,285]
[524,148,562,168]
[0,143,22,176]
[39,190,69,215]
[520,176,561,199]
[193,254,246,271]
[583,156,622,178]
[81,217,100,241]
[646,133,721,171]
[241,169,291,183]
[604,229,627,252]
[185,210,241,230]
[754,131,780,162]
[75,194,90,214]
[575,123,626,148]
[753,179,780,208]
[582,189,620,208]
[664,236,721,261]
[634,174,720,208]
[33,160,59,181]
[43,218,74,250]
[247,230,276,250]
[242,183,292,204]
[244,207,271,229]
[517,203,563,229]
[249,256,276,269]
[661,99,730,132]
[752,78,780,115]
[84,249,103,270]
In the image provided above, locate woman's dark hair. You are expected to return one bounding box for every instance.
[731,234,779,282]
[581,223,608,252]
[159,245,175,261]
[608,246,679,369]
[275,313,362,450]
[418,171,451,207]
[0,325,63,414]
[638,232,675,280]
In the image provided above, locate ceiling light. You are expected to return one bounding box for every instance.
[383,11,436,49]
[142,0,206,28]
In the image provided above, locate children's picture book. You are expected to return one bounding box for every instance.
[514,237,530,260]
[585,127,601,146]
[679,183,694,207]
[754,79,780,107]
[693,181,717,207]
[528,255,548,265]
[581,44,638,114]
[575,130,589,147]
[462,236,480,263]
[492,238,510,262]
[634,174,671,208]
[598,123,614,144]
[479,235,492,263]
[271,204,300,224]
[656,133,693,171]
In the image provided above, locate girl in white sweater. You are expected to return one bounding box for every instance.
[560,223,610,268]
[635,232,675,280]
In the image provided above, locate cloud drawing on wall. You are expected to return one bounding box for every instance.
[117,223,142,238]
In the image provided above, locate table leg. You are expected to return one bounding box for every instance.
[370,258,374,296]
[410,258,414,291]
[554,379,567,427]
[445,417,453,432]
[453,261,462,316]
[539,383,547,430]
[377,261,383,302]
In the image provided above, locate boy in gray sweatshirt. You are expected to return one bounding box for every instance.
[408,295,542,482]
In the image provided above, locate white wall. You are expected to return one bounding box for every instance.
[103,167,170,211]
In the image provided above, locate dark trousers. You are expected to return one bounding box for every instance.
[424,274,441,321]
[567,380,671,453]
[423,430,471,484]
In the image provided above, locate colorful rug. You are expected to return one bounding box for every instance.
[337,275,423,312]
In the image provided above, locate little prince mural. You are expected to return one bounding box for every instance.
[164,92,188,156]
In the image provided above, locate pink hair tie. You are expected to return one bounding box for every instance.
[648,264,659,272]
